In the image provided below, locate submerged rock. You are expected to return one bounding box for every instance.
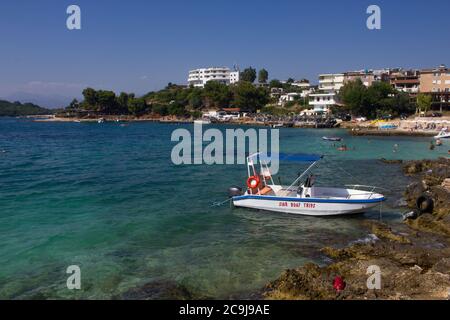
[379,158,403,164]
[366,221,411,244]
[121,280,194,300]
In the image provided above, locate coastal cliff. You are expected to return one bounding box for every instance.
[264,158,450,300]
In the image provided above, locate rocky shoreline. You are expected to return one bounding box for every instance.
[263,157,450,300]
[349,128,435,137]
[30,115,445,137]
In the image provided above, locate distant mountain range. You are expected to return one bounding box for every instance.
[1,92,76,109]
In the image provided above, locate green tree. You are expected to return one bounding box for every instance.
[231,81,269,112]
[240,67,257,83]
[96,90,117,113]
[68,98,80,110]
[338,79,367,115]
[168,101,187,116]
[188,88,204,109]
[127,97,147,115]
[82,88,98,109]
[203,81,232,108]
[416,93,432,114]
[258,69,269,84]
[117,92,132,114]
[152,104,168,116]
[269,79,283,88]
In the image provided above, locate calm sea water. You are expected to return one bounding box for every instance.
[0,118,447,299]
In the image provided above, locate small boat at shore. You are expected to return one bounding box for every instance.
[322,136,342,142]
[229,153,385,216]
[434,128,450,139]
[194,119,211,125]
[98,118,105,124]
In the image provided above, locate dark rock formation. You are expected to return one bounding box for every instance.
[403,158,450,235]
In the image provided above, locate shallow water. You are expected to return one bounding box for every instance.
[0,118,447,299]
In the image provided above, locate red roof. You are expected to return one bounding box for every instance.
[221,108,241,112]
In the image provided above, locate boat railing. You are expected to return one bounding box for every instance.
[344,185,388,199]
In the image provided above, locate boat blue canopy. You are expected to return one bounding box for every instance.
[257,153,323,163]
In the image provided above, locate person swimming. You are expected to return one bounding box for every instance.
[429,141,435,150]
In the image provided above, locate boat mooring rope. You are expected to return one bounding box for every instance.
[211,198,232,207]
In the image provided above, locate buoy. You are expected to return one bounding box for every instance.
[246,176,260,189]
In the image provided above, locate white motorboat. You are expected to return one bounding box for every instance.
[322,136,342,142]
[434,128,450,139]
[230,153,385,216]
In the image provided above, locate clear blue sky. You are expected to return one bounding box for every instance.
[0,0,449,101]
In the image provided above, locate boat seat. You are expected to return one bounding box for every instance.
[277,189,292,197]
[259,186,273,195]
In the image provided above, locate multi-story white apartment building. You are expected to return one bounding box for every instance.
[188,67,240,88]
[308,93,338,113]
[307,73,344,113]
[318,73,345,92]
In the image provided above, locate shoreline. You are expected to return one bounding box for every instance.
[28,115,445,137]
[263,158,450,300]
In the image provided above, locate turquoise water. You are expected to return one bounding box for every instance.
[0,118,447,299]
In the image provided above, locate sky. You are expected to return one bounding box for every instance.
[0,0,449,107]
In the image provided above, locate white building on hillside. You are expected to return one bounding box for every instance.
[308,92,339,114]
[318,73,345,92]
[291,80,310,89]
[188,67,240,88]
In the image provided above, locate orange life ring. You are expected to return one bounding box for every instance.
[246,175,260,189]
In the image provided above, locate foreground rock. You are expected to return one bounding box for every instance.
[264,158,450,300]
[403,158,450,235]
[264,222,450,300]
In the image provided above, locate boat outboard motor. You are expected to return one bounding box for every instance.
[228,186,243,198]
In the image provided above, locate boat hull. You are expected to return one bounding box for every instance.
[232,195,385,216]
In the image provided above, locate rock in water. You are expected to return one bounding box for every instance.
[121,280,193,300]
